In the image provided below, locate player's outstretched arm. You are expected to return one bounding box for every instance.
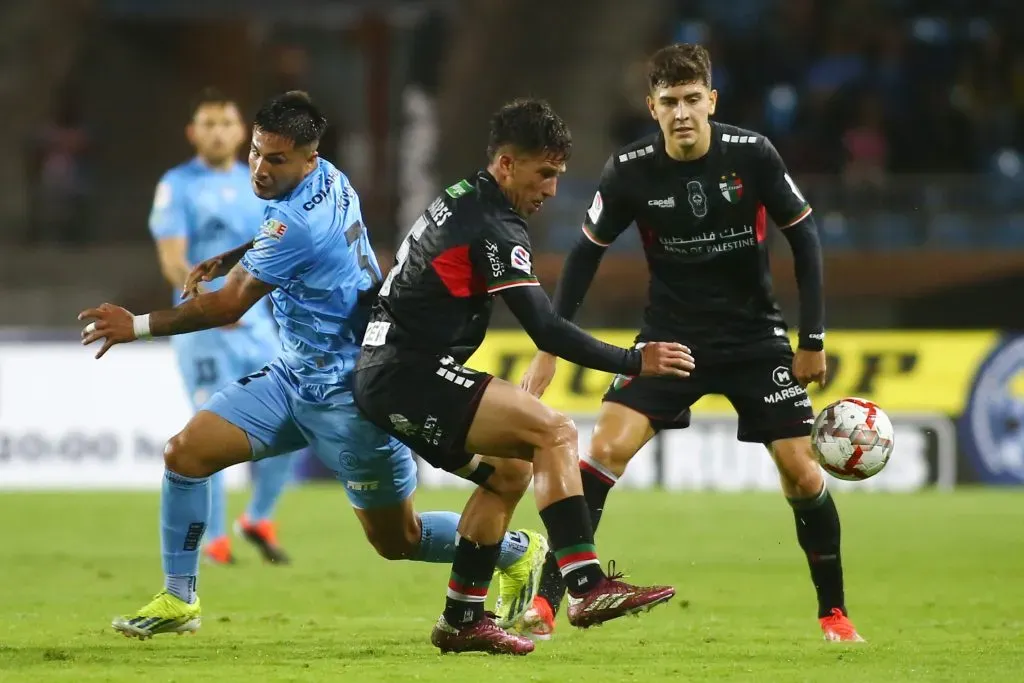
[520,234,609,396]
[499,284,694,378]
[78,264,273,359]
[181,240,254,300]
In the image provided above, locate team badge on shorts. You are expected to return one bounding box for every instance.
[610,373,634,391]
[388,414,419,436]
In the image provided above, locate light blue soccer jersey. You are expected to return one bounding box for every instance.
[207,159,410,509]
[240,158,382,389]
[148,158,280,404]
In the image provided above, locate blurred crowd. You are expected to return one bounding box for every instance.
[611,0,1024,186]
[19,0,1024,250]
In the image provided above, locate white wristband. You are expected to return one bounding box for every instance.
[132,313,152,340]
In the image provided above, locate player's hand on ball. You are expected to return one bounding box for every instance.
[639,342,694,378]
[521,351,557,398]
[78,304,137,359]
[793,349,826,388]
[182,256,226,299]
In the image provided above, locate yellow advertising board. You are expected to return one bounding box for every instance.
[466,330,999,415]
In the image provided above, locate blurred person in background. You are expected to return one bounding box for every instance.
[520,43,864,644]
[147,88,296,566]
[25,91,93,245]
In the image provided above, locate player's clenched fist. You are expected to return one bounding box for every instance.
[78,303,139,359]
[639,342,695,378]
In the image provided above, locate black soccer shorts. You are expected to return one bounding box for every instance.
[602,345,814,445]
[353,351,494,473]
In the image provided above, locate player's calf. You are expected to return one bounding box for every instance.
[771,436,850,626]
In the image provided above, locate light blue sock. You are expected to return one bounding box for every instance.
[412,511,528,569]
[207,470,227,539]
[497,529,529,570]
[245,453,294,522]
[161,469,209,604]
[413,511,460,562]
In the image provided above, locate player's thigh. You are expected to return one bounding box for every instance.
[353,355,502,472]
[203,361,309,461]
[463,376,576,461]
[166,410,255,476]
[293,385,417,510]
[588,401,658,476]
[721,351,814,445]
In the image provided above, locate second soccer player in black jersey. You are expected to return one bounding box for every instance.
[353,98,696,655]
[520,44,865,643]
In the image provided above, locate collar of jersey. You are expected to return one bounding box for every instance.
[654,124,720,171]
[476,169,517,214]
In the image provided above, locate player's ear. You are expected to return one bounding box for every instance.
[708,89,718,117]
[497,151,515,178]
[185,123,196,146]
[646,94,657,120]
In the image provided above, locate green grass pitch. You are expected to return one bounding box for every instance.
[1,486,1022,682]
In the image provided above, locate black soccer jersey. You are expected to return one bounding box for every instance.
[581,122,812,358]
[362,171,540,363]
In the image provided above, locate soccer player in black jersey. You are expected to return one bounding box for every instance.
[520,44,865,643]
[353,99,696,655]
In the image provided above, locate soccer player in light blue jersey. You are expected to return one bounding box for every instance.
[81,91,546,641]
[149,88,294,566]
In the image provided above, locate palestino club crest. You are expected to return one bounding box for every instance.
[719,172,743,203]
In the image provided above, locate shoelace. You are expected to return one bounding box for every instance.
[605,559,628,582]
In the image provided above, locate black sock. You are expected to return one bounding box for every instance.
[444,536,500,627]
[790,487,845,618]
[538,462,617,612]
[580,458,616,530]
[539,495,605,597]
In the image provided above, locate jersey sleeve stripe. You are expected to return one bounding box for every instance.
[581,225,612,247]
[779,205,813,229]
[487,279,541,294]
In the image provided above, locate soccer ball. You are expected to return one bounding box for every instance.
[811,397,895,481]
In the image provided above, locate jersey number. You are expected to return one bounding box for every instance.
[194,358,219,385]
[345,220,382,286]
[378,215,429,297]
[237,366,270,387]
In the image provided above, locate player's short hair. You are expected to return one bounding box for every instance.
[487,98,572,161]
[252,90,328,148]
[647,43,712,90]
[189,86,237,118]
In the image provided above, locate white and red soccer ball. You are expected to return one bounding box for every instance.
[811,397,895,481]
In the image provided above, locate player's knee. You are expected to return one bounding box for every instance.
[589,434,636,475]
[535,411,578,454]
[790,464,825,498]
[163,431,212,477]
[773,440,824,497]
[485,458,533,502]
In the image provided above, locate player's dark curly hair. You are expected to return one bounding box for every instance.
[648,43,712,90]
[487,98,572,161]
[253,90,328,148]
[189,86,236,118]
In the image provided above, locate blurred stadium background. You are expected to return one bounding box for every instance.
[2,1,1024,680]
[3,0,1024,491]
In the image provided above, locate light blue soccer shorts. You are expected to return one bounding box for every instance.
[203,358,417,509]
